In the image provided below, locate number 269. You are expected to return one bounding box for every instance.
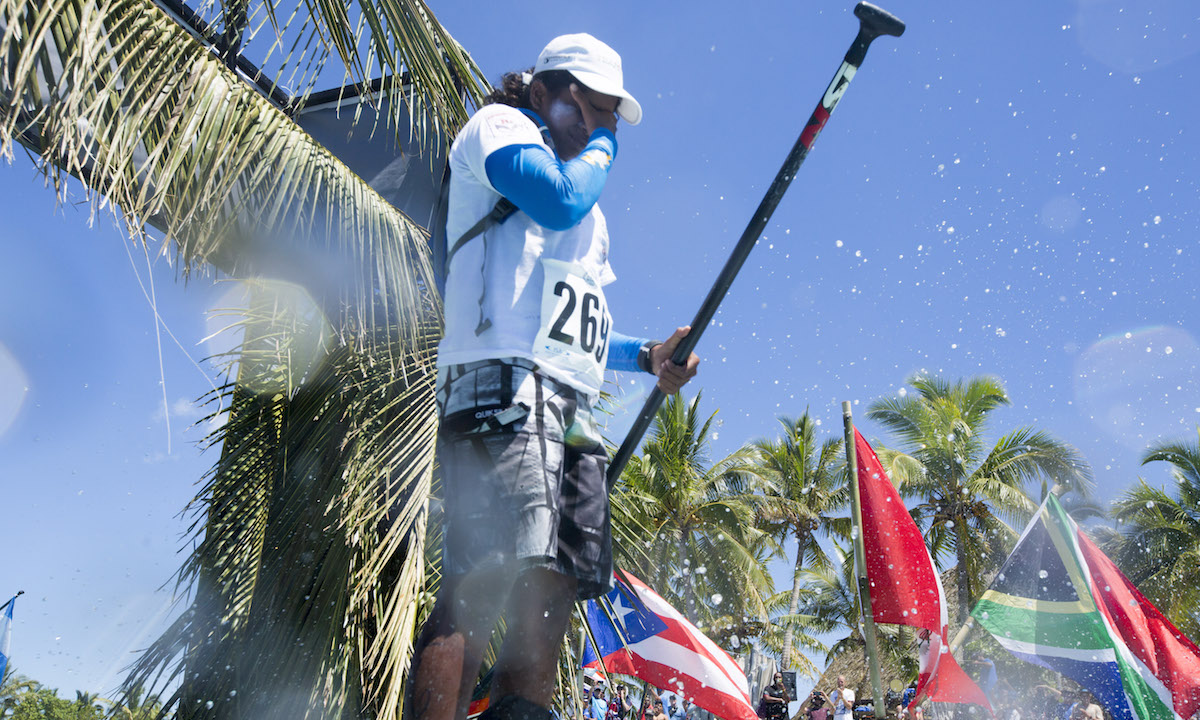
[549,281,609,361]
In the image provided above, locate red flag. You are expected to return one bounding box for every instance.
[853,430,993,713]
[1078,532,1200,719]
[914,630,995,706]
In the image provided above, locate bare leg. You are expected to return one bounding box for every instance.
[490,567,578,707]
[409,567,514,720]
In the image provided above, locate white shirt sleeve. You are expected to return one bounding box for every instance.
[456,104,545,195]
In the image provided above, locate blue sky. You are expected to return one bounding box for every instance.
[1,0,1198,699]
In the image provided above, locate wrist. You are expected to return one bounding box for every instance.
[637,340,662,374]
[588,128,618,156]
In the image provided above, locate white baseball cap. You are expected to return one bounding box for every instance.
[535,33,643,126]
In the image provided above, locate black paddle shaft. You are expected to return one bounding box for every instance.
[606,2,905,488]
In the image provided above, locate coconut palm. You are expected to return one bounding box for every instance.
[754,586,827,679]
[1105,431,1200,640]
[118,290,445,720]
[799,545,912,676]
[1,1,490,719]
[106,685,163,720]
[72,691,104,720]
[866,374,1094,624]
[613,391,777,637]
[1,667,38,714]
[750,412,849,671]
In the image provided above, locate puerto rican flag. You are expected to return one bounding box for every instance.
[582,571,758,720]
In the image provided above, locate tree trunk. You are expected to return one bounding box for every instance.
[682,527,698,624]
[954,512,971,626]
[781,527,810,669]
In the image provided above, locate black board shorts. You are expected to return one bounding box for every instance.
[435,357,613,599]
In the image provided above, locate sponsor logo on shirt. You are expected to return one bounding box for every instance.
[580,148,612,170]
[488,114,526,135]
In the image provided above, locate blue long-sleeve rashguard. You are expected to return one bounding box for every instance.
[483,109,650,374]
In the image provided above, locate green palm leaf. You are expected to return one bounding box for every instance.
[613,391,778,644]
[867,373,1091,624]
[0,0,456,341]
[120,283,440,720]
[749,412,847,670]
[1104,430,1200,639]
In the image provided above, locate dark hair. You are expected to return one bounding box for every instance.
[484,68,576,109]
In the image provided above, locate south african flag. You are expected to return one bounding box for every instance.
[972,494,1200,720]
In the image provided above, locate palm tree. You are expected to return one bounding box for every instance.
[1,666,38,714]
[799,545,911,675]
[1,1,489,719]
[613,391,777,637]
[73,691,104,720]
[106,685,163,720]
[750,412,849,671]
[755,586,827,679]
[1105,430,1200,640]
[866,374,1093,624]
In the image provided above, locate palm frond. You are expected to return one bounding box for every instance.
[300,0,487,142]
[614,392,779,635]
[0,0,444,342]
[1143,429,1200,488]
[975,426,1094,502]
[120,282,440,720]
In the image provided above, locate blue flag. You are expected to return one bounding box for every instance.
[0,595,14,680]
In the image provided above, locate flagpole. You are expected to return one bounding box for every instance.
[841,402,886,719]
[946,616,975,655]
[0,591,22,612]
[578,620,589,715]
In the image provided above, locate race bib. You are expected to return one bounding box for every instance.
[533,258,611,392]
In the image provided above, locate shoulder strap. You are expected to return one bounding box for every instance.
[444,192,519,336]
[430,160,453,296]
[430,159,518,299]
[446,196,518,264]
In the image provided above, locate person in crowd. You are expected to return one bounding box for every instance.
[663,694,686,720]
[761,673,790,720]
[968,657,999,698]
[1035,684,1083,720]
[607,685,632,720]
[651,699,669,720]
[884,684,903,718]
[637,693,655,720]
[587,682,609,720]
[830,676,854,720]
[406,31,699,720]
[805,690,831,720]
